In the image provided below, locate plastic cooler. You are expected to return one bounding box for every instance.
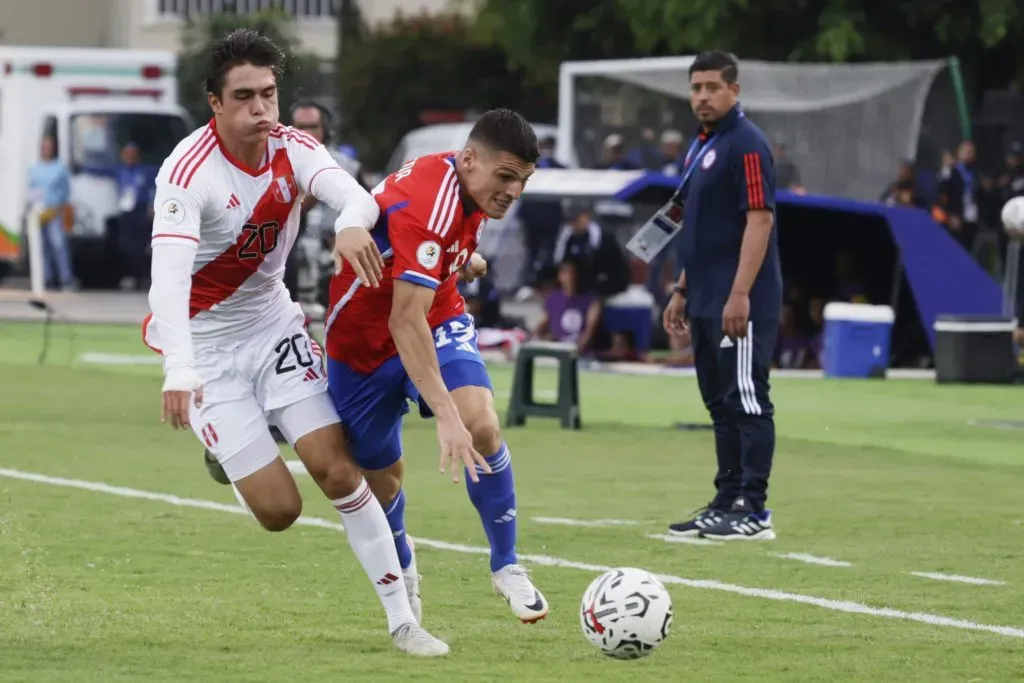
[822,302,895,378]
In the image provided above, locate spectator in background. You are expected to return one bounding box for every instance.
[881,160,927,208]
[516,136,565,293]
[596,134,638,170]
[552,202,630,298]
[833,251,869,303]
[116,142,156,291]
[806,296,826,370]
[534,260,603,355]
[654,129,686,176]
[941,140,980,250]
[997,141,1024,203]
[774,143,805,194]
[27,135,76,291]
[774,302,810,369]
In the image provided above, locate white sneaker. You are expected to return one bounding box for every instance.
[390,622,449,657]
[403,536,422,625]
[491,563,549,624]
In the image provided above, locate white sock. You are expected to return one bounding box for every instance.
[333,479,417,633]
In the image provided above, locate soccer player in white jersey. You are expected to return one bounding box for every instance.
[142,29,448,657]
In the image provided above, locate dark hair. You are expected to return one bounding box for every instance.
[468,108,540,164]
[205,29,285,97]
[689,51,739,84]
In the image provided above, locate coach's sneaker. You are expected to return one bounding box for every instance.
[403,537,423,625]
[668,504,727,537]
[698,498,776,541]
[390,622,449,657]
[203,448,231,486]
[492,564,549,624]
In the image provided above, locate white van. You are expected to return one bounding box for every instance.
[0,47,193,287]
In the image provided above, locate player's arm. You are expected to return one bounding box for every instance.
[731,138,776,297]
[149,183,205,428]
[389,280,461,423]
[291,138,384,285]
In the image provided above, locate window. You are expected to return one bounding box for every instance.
[69,113,189,172]
[153,0,337,20]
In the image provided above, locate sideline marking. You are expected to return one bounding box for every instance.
[1,467,1020,640]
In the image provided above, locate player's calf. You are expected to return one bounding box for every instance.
[233,458,303,532]
[363,461,420,623]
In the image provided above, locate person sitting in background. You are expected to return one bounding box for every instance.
[833,252,869,303]
[653,130,686,176]
[596,134,638,170]
[534,260,602,355]
[881,160,927,209]
[773,142,806,194]
[774,302,810,369]
[806,297,826,370]
[552,202,630,298]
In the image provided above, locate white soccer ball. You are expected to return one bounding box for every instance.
[580,567,673,660]
[1001,196,1024,235]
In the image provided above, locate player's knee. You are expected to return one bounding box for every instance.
[464,408,502,456]
[363,463,403,506]
[312,453,363,500]
[253,498,302,532]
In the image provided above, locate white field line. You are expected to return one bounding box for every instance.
[79,352,162,366]
[1,467,1021,639]
[533,516,641,528]
[285,460,309,476]
[773,553,853,568]
[646,533,722,547]
[909,572,1006,586]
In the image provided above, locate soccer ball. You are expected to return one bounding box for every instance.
[1001,196,1024,235]
[580,567,673,660]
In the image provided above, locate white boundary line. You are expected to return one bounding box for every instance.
[1,467,1021,640]
[534,516,642,528]
[909,572,1006,586]
[646,532,722,547]
[773,553,853,568]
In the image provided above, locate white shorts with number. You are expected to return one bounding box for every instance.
[187,304,340,482]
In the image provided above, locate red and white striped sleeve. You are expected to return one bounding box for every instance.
[734,137,776,212]
[150,128,212,249]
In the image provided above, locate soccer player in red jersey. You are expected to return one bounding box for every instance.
[324,109,550,625]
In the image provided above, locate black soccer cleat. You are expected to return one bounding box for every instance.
[697,497,776,541]
[204,448,231,486]
[668,504,728,537]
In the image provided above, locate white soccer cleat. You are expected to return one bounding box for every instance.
[390,622,449,657]
[403,536,422,625]
[491,563,549,624]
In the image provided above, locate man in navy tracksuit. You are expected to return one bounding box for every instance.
[662,51,782,540]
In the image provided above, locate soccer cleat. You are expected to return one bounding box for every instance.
[667,504,727,537]
[403,536,423,625]
[204,448,231,486]
[491,564,549,624]
[390,622,449,657]
[698,498,776,541]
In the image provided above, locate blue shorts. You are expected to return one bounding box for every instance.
[327,314,493,471]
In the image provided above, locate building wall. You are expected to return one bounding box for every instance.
[0,0,115,47]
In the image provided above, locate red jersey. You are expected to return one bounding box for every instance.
[324,153,488,373]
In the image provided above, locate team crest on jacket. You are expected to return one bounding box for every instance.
[272,174,298,204]
[701,150,717,170]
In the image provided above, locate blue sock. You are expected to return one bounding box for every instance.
[465,442,517,572]
[383,489,413,570]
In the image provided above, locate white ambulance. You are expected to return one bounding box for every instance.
[0,47,193,287]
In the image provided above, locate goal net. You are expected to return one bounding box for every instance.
[556,56,967,202]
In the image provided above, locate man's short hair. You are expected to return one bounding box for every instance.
[689,51,739,84]
[468,108,540,164]
[205,29,285,97]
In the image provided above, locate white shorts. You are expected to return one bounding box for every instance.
[186,305,341,482]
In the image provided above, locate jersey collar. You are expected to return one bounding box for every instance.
[210,117,270,177]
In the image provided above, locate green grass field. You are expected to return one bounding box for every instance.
[2,322,1023,682]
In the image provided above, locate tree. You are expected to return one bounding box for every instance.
[338,13,543,171]
[177,9,328,129]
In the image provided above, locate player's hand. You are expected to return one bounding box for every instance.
[662,291,689,343]
[459,253,487,283]
[334,227,385,288]
[161,366,204,430]
[436,416,490,484]
[722,291,751,340]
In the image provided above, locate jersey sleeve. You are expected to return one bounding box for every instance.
[150,173,204,250]
[286,129,379,231]
[733,136,776,212]
[388,203,445,291]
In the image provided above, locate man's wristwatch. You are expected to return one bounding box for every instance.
[671,285,686,298]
